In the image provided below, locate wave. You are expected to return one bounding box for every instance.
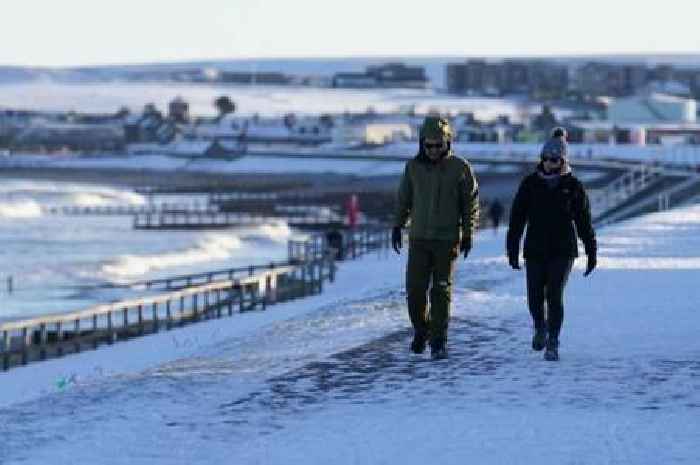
[0,179,147,209]
[239,221,299,243]
[98,223,299,283]
[0,199,43,218]
[100,233,244,281]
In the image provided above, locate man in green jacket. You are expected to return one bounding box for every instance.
[392,116,480,359]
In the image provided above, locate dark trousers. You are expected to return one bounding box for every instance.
[525,257,574,340]
[406,239,459,344]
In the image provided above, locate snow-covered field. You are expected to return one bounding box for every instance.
[2,201,699,464]
[0,82,527,120]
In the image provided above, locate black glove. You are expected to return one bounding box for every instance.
[391,226,402,254]
[508,250,521,270]
[460,234,472,259]
[584,251,596,277]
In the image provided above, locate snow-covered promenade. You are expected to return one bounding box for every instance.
[2,203,699,464]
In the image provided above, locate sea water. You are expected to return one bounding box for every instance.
[0,179,295,322]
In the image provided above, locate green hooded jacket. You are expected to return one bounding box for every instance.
[394,149,479,242]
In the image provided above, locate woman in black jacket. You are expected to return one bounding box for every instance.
[506,127,597,361]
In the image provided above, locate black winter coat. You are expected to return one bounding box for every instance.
[507,165,596,261]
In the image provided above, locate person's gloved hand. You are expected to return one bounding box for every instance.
[391,226,402,254]
[584,251,597,277]
[508,250,521,270]
[460,234,472,259]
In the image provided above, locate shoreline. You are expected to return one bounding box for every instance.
[0,166,323,191]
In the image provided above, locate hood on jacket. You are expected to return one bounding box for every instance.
[416,116,454,163]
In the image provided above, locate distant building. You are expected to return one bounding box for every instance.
[332,73,379,88]
[332,119,413,146]
[185,115,331,145]
[367,63,429,89]
[219,72,292,85]
[446,59,568,97]
[333,63,429,89]
[573,62,648,97]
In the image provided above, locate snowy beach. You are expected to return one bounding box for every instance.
[1,202,699,464]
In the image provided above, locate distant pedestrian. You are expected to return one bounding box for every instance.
[488,199,504,232]
[506,127,597,361]
[392,116,480,360]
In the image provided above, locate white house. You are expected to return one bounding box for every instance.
[332,120,413,146]
[607,93,697,124]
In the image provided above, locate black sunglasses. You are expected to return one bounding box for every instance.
[542,156,562,163]
[424,142,444,149]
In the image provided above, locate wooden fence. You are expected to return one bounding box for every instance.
[0,226,391,371]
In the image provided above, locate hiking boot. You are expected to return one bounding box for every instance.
[410,333,427,354]
[430,339,448,360]
[532,327,547,351]
[544,337,559,361]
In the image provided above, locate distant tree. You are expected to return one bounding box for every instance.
[115,106,130,119]
[143,103,161,118]
[214,95,236,120]
[319,114,334,128]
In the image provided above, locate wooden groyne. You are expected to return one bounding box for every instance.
[1,227,391,371]
[132,211,354,230]
[43,202,212,217]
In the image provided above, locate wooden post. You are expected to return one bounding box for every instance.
[193,294,199,320]
[93,314,99,349]
[107,311,115,344]
[216,289,222,318]
[138,305,144,335]
[74,319,81,353]
[3,330,10,370]
[203,291,210,319]
[317,260,323,294]
[152,302,159,333]
[166,300,172,330]
[237,286,244,312]
[123,307,129,338]
[21,327,29,365]
[57,321,65,355]
[264,275,272,308]
[39,323,48,360]
[179,296,185,326]
[227,287,234,315]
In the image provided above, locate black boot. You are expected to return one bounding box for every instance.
[544,337,559,361]
[410,331,427,354]
[430,338,448,360]
[532,326,547,351]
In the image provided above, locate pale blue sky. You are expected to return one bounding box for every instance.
[2,0,699,67]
